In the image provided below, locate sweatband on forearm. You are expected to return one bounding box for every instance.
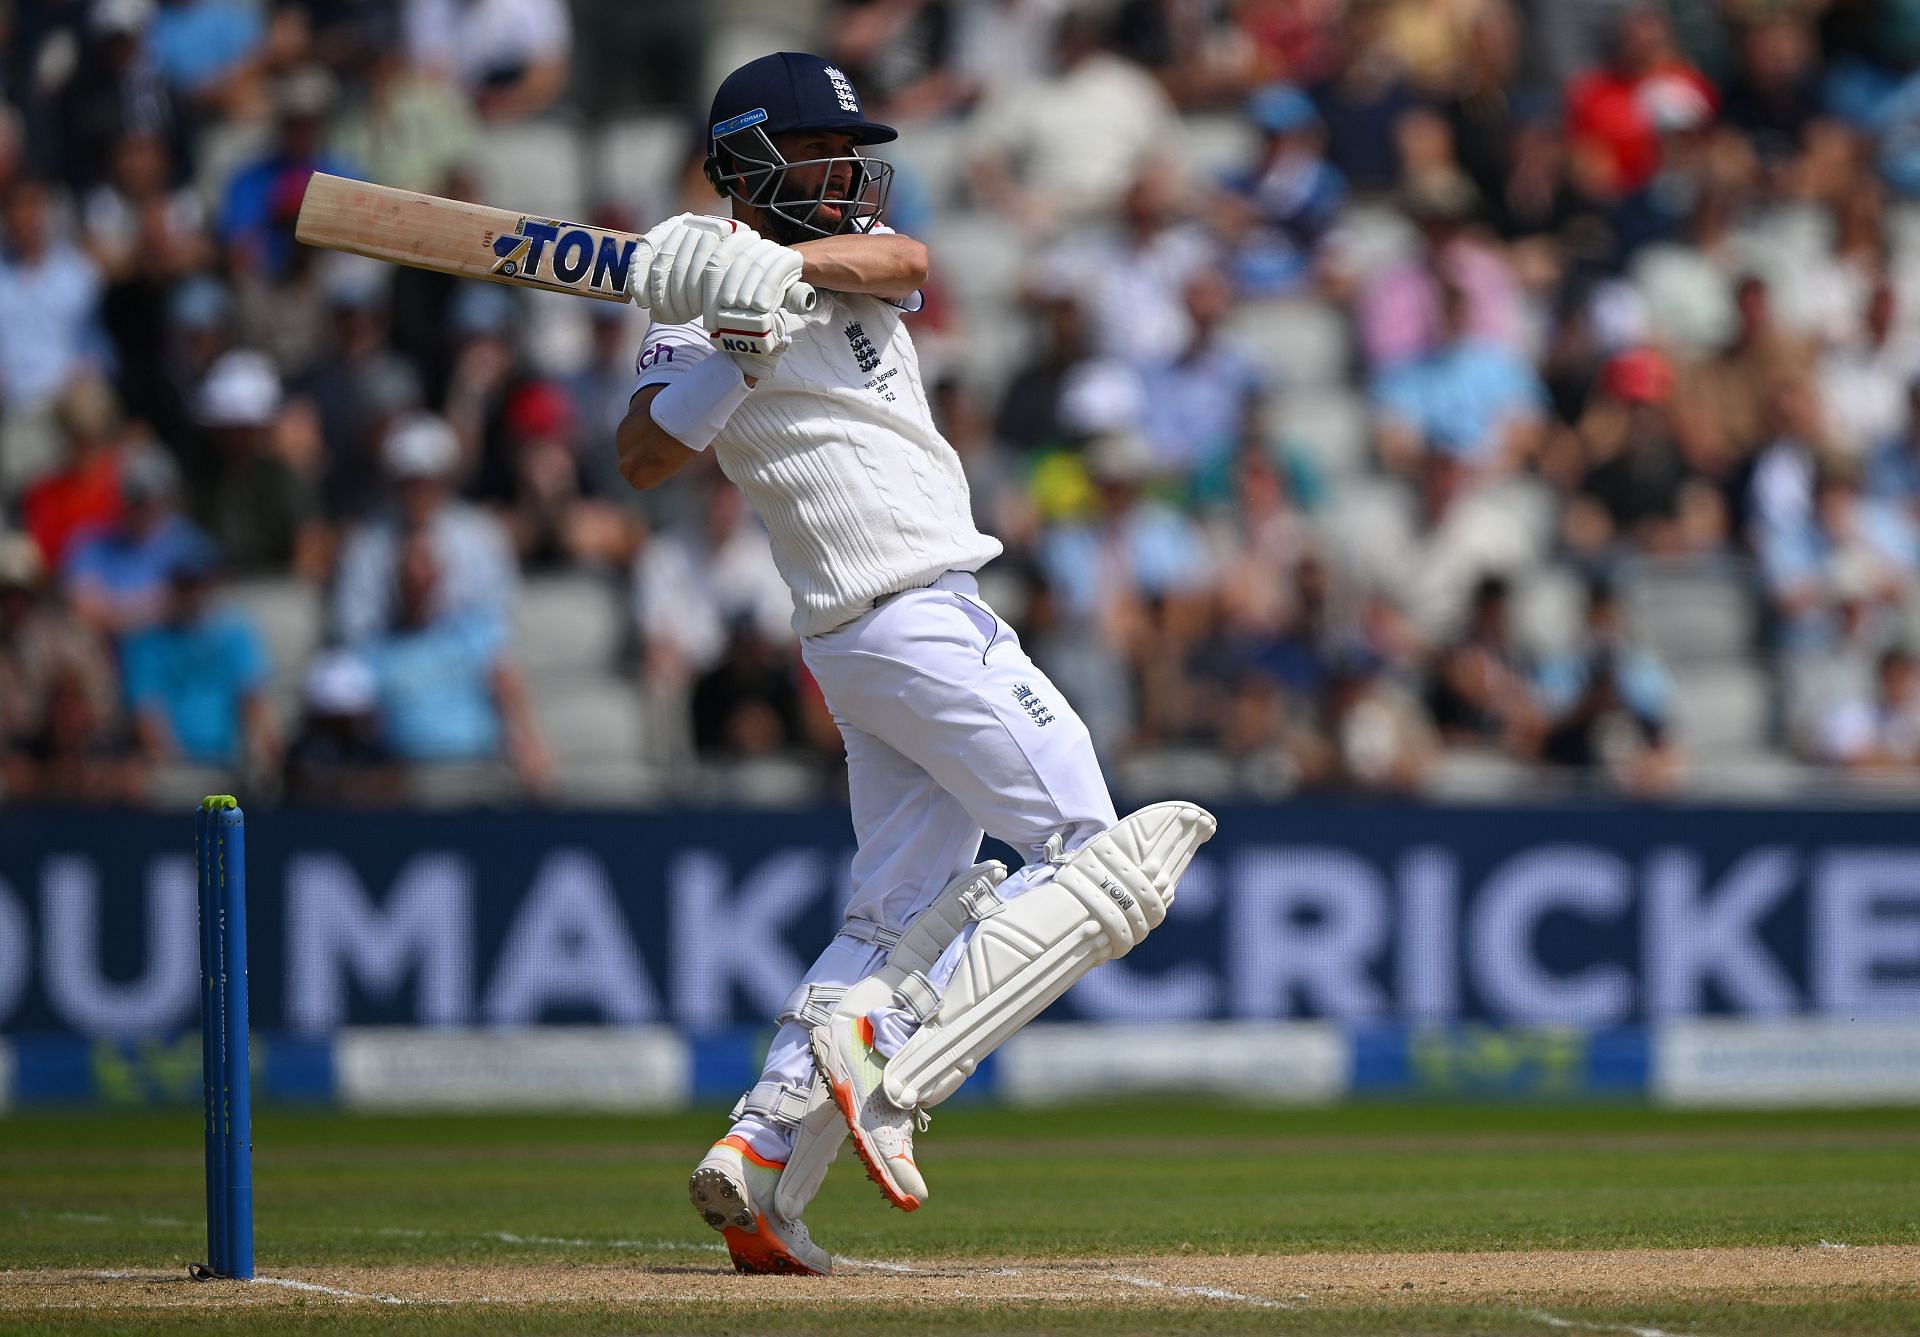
[647,354,751,452]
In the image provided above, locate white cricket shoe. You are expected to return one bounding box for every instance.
[811,1006,929,1211]
[688,1137,832,1275]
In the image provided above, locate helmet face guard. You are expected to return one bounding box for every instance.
[705,121,895,243]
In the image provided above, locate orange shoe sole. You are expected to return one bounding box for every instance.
[689,1165,829,1276]
[811,1031,922,1212]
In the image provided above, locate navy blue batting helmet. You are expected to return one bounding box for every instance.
[703,53,898,242]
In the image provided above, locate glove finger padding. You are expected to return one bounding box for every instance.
[717,239,805,315]
[655,231,718,322]
[641,216,759,323]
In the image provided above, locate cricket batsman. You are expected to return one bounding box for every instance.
[616,51,1216,1275]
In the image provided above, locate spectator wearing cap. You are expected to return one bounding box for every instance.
[402,0,572,123]
[1219,82,1347,296]
[187,349,320,573]
[217,66,359,280]
[330,412,517,646]
[1533,579,1681,795]
[121,547,278,778]
[484,377,610,567]
[21,375,129,569]
[358,533,551,792]
[0,178,108,495]
[62,440,217,635]
[1562,347,1724,559]
[1371,280,1547,477]
[0,532,131,801]
[283,648,400,805]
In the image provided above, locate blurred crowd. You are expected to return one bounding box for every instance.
[7,0,1920,808]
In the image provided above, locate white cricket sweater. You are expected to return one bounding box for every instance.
[633,289,1001,637]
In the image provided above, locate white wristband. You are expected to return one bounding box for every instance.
[647,354,751,452]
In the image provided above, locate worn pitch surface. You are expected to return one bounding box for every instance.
[4,1103,1918,1334]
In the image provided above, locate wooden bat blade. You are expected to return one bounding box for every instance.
[294,172,641,303]
[294,173,817,314]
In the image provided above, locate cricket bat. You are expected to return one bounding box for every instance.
[293,173,815,313]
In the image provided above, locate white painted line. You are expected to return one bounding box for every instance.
[833,1255,922,1274]
[1818,1240,1850,1250]
[253,1277,413,1305]
[1107,1273,1292,1310]
[1525,1308,1698,1337]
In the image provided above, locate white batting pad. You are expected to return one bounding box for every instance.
[775,860,1006,1220]
[881,802,1217,1110]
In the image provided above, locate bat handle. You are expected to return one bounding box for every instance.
[783,282,818,315]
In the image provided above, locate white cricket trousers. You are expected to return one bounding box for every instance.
[727,571,1117,1161]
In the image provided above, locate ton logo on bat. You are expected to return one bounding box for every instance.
[490,217,637,294]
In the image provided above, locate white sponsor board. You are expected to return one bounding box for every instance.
[997,1021,1348,1105]
[336,1027,689,1111]
[1655,1019,1920,1106]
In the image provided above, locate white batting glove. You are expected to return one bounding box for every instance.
[708,303,792,383]
[635,215,756,324]
[713,236,806,320]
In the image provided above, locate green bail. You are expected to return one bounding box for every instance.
[200,795,239,812]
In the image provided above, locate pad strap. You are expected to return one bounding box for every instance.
[729,1078,813,1129]
[778,982,846,1028]
[959,881,1006,922]
[891,970,942,1024]
[836,918,904,952]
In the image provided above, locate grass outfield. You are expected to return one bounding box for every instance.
[5,1102,1919,1334]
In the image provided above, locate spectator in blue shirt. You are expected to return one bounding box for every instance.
[122,550,278,774]
[218,67,358,279]
[63,441,218,636]
[1140,268,1266,503]
[0,178,108,493]
[148,0,264,107]
[360,535,552,792]
[1759,461,1919,652]
[1220,83,1347,296]
[1372,281,1548,476]
[1867,377,1920,524]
